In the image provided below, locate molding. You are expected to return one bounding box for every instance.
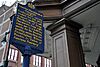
[47,18,83,31]
[34,0,99,21]
[35,2,61,7]
[44,16,62,21]
[65,0,100,19]
[62,0,80,10]
[34,0,80,7]
[52,30,70,67]
[46,18,83,36]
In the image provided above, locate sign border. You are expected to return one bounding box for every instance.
[9,3,44,54]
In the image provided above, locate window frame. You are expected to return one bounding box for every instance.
[8,48,18,62]
[44,58,51,67]
[33,55,42,67]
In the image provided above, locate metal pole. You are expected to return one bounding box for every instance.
[22,46,31,67]
[3,43,10,67]
[23,54,30,67]
[1,31,10,67]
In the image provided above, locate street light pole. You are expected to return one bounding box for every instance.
[1,31,10,67]
[3,43,10,67]
[22,46,31,67]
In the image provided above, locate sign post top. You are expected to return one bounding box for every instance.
[27,2,35,9]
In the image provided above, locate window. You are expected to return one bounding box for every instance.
[21,55,23,63]
[44,58,51,67]
[4,8,13,21]
[33,55,41,67]
[8,48,18,61]
[0,15,4,24]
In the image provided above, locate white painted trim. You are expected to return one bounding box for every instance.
[61,0,67,4]
[55,18,65,24]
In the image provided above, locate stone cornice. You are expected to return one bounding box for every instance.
[44,16,62,21]
[46,18,83,33]
[33,0,99,21]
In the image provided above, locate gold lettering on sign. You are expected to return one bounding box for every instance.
[14,4,43,47]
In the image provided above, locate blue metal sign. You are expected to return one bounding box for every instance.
[9,3,44,54]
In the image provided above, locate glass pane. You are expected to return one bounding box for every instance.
[14,50,18,61]
[21,56,23,63]
[36,56,39,66]
[47,59,49,67]
[50,60,51,67]
[8,49,11,60]
[11,49,14,60]
[39,56,41,67]
[33,55,36,65]
[44,58,47,67]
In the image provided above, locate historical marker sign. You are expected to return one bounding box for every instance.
[9,3,44,54]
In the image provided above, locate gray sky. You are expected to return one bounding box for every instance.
[0,0,21,7]
[0,0,35,7]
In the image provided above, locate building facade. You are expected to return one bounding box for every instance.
[0,0,100,67]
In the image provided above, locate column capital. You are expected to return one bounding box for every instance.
[47,18,83,35]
